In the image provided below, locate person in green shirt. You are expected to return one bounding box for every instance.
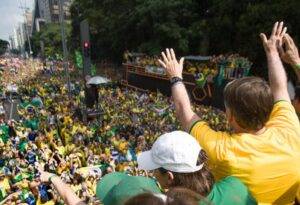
[24,118,39,131]
[0,124,9,143]
[137,131,257,205]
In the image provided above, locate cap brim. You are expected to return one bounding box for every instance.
[137,151,161,171]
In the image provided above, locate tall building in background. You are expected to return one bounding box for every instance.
[15,23,26,55]
[9,35,16,50]
[8,0,72,54]
[24,10,33,38]
[32,0,72,34]
[48,0,72,23]
[13,29,20,50]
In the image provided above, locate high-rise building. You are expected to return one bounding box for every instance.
[24,10,33,37]
[32,0,72,34]
[48,0,71,23]
[9,35,16,50]
[14,24,26,55]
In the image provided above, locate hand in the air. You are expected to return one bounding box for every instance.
[279,33,300,66]
[158,48,184,79]
[260,21,287,54]
[36,163,56,183]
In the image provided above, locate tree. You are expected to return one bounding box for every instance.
[0,39,9,56]
[31,23,71,58]
[70,0,300,77]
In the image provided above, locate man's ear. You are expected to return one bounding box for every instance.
[167,171,174,186]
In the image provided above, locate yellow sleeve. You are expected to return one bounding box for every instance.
[266,101,299,129]
[190,121,229,162]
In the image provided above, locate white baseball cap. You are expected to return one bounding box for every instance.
[137,131,204,173]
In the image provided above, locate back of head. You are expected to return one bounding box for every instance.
[167,187,211,205]
[138,131,214,195]
[224,77,273,131]
[125,189,211,205]
[170,150,214,196]
[124,193,165,205]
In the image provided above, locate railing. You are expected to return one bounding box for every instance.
[122,63,217,105]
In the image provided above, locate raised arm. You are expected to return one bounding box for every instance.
[158,49,200,131]
[260,21,290,102]
[279,33,300,81]
[38,167,85,205]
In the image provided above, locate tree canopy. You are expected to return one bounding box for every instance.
[69,0,300,77]
[32,23,71,58]
[0,39,9,56]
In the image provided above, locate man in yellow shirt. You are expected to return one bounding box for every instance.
[158,22,300,204]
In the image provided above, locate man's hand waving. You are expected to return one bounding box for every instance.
[158,48,199,131]
[260,21,287,54]
[260,21,290,102]
[279,33,300,81]
[279,34,300,66]
[158,48,184,79]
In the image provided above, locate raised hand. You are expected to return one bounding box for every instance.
[279,34,300,66]
[36,163,56,183]
[261,21,290,102]
[158,48,184,79]
[260,21,287,54]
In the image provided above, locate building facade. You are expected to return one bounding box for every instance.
[32,0,72,34]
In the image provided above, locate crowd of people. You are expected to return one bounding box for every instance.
[0,22,298,205]
[0,53,229,203]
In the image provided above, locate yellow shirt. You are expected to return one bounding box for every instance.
[191,101,300,204]
[0,177,10,192]
[36,197,55,205]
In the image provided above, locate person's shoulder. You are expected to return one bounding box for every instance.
[219,176,245,186]
[273,100,294,109]
[268,100,299,129]
[208,176,257,205]
[212,176,252,197]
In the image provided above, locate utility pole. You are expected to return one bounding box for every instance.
[59,0,71,97]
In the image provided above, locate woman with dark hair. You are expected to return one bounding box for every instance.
[125,187,210,205]
[156,150,214,196]
[137,131,256,205]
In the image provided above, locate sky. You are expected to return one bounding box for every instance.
[0,0,34,41]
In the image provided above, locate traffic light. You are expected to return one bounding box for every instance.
[80,19,91,77]
[83,41,90,57]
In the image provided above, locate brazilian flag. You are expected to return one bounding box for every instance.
[75,50,83,70]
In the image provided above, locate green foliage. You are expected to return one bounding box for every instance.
[70,0,300,77]
[70,0,208,62]
[32,23,71,58]
[0,39,9,56]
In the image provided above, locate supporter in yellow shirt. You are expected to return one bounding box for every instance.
[158,22,300,204]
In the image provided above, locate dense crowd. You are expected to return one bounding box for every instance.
[0,21,299,205]
[0,57,229,204]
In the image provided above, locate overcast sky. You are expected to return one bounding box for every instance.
[0,0,34,41]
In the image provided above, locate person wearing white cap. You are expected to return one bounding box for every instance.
[138,131,256,205]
